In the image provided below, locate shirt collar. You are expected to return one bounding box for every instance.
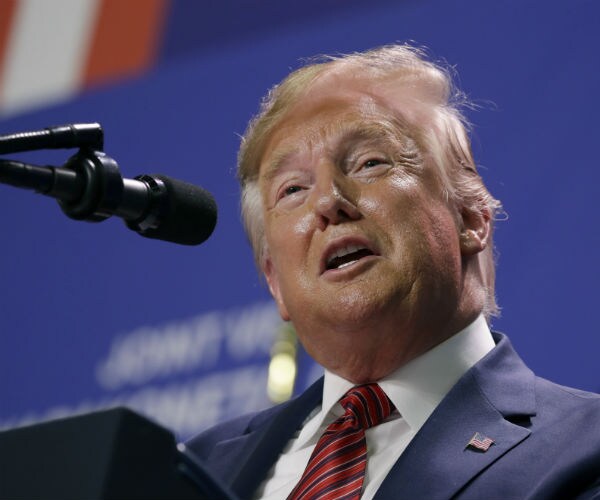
[320,314,495,432]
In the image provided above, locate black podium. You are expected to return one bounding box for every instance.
[0,407,236,500]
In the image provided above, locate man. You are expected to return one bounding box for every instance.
[187,45,600,499]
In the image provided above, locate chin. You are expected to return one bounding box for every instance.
[335,278,409,319]
[313,343,404,384]
[317,296,396,334]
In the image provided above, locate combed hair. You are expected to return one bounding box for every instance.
[237,44,503,318]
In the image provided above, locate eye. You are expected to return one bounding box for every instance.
[276,183,306,203]
[357,156,391,173]
[283,185,303,196]
[363,158,385,168]
[349,154,392,180]
[270,169,312,207]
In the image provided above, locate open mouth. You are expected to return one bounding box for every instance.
[325,244,375,271]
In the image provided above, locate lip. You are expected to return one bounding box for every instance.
[320,235,380,276]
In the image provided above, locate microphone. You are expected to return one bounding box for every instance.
[122,174,218,246]
[0,152,217,246]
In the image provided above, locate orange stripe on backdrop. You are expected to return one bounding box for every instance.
[0,0,18,95]
[83,0,170,87]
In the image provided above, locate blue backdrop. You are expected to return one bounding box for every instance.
[1,0,598,440]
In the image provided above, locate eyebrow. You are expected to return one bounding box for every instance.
[337,123,398,151]
[261,146,302,182]
[260,115,414,181]
[334,119,416,167]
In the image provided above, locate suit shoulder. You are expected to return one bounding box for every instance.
[534,376,600,430]
[535,376,600,403]
[185,403,285,460]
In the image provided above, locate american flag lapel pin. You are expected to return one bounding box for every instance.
[466,432,495,452]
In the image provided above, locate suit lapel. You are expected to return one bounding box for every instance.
[375,334,536,499]
[204,334,534,499]
[207,378,323,499]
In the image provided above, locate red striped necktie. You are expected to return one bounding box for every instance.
[288,384,395,500]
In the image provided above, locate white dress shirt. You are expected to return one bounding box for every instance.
[255,315,495,500]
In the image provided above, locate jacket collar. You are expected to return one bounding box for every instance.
[375,332,536,499]
[206,377,323,498]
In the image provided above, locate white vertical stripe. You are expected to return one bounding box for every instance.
[0,0,101,116]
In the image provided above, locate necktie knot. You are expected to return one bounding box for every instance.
[287,383,394,499]
[340,384,394,430]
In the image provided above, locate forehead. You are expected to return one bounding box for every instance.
[258,71,433,176]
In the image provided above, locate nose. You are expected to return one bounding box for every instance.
[312,166,361,230]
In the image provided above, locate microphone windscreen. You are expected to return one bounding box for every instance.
[139,174,217,245]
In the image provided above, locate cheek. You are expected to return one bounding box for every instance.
[368,173,421,206]
[420,204,463,276]
[264,209,315,267]
[360,175,421,230]
[365,177,460,265]
[290,211,315,237]
[268,209,313,239]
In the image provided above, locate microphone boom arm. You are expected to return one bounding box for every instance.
[0,123,217,245]
[0,148,125,223]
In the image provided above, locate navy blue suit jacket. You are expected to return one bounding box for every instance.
[187,334,600,499]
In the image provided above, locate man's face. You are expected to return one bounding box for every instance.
[258,74,484,381]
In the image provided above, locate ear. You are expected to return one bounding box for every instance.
[264,257,291,321]
[459,207,491,256]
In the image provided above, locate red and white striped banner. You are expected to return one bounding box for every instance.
[0,0,168,117]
